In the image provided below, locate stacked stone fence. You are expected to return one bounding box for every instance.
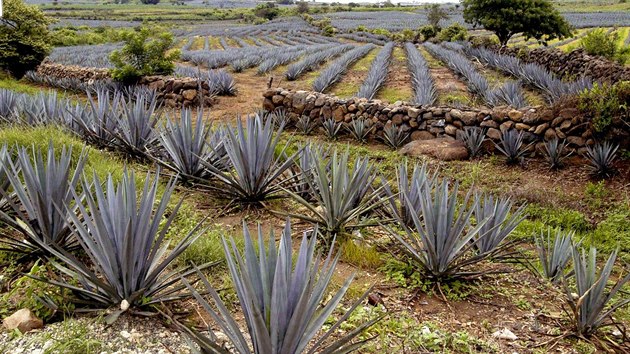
[491,47,630,84]
[263,88,630,153]
[35,62,215,108]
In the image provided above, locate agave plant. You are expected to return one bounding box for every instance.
[296,115,317,135]
[204,114,298,206]
[457,127,486,159]
[284,144,328,203]
[584,141,618,178]
[542,138,572,170]
[0,144,85,254]
[494,129,534,165]
[33,170,206,323]
[346,118,374,144]
[381,124,409,150]
[0,89,21,122]
[389,179,491,281]
[284,150,388,242]
[383,162,435,228]
[471,193,526,255]
[534,228,574,283]
[0,145,16,214]
[113,93,161,159]
[270,108,290,129]
[322,117,342,140]
[182,219,379,354]
[73,88,122,148]
[157,109,226,183]
[564,246,630,336]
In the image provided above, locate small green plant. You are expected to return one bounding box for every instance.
[437,23,468,42]
[580,28,630,64]
[578,81,629,133]
[109,26,180,83]
[418,25,438,41]
[1,261,73,321]
[584,181,608,209]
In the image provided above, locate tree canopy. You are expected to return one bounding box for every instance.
[462,0,572,46]
[0,0,53,79]
[427,4,449,29]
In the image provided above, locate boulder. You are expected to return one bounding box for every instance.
[3,309,43,333]
[410,131,435,141]
[399,138,469,161]
[182,89,197,101]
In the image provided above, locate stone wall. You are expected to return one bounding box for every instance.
[263,88,629,152]
[493,47,630,83]
[37,61,110,81]
[35,62,215,108]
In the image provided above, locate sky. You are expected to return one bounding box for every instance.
[314,0,456,3]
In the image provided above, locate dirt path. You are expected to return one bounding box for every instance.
[375,46,413,103]
[328,47,378,98]
[418,46,473,106]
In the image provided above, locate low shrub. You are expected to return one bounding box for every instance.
[437,23,468,42]
[580,28,630,64]
[577,81,630,133]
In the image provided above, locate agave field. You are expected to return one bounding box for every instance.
[1,3,630,354]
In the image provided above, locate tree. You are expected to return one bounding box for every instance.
[109,26,180,83]
[427,4,449,29]
[254,3,280,20]
[462,0,572,46]
[0,0,53,79]
[296,1,309,14]
[140,0,160,4]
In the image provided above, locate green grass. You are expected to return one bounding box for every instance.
[331,47,378,98]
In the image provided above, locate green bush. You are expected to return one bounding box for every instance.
[419,25,438,41]
[580,28,630,64]
[577,81,630,133]
[254,3,279,20]
[109,26,180,84]
[50,27,132,47]
[0,0,54,78]
[437,23,468,42]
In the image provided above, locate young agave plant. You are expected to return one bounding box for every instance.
[204,114,299,206]
[157,109,223,183]
[0,144,85,254]
[0,89,21,122]
[542,138,572,170]
[270,108,291,129]
[381,124,409,150]
[322,117,342,140]
[34,170,206,323]
[457,127,486,158]
[346,118,374,144]
[471,193,526,255]
[390,179,491,281]
[284,144,328,203]
[564,246,630,336]
[182,219,379,354]
[296,115,317,135]
[495,129,534,165]
[584,141,619,178]
[383,162,435,228]
[534,228,574,283]
[74,88,123,148]
[0,145,16,213]
[284,149,388,242]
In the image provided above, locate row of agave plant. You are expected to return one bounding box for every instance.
[269,109,621,178]
[0,87,627,351]
[458,126,620,178]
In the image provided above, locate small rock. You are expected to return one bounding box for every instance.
[120,330,132,340]
[421,326,431,335]
[492,328,518,341]
[182,89,197,101]
[3,309,44,333]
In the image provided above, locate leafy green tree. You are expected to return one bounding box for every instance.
[140,0,160,4]
[0,0,54,79]
[462,0,572,46]
[427,4,449,29]
[109,26,180,83]
[254,3,280,20]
